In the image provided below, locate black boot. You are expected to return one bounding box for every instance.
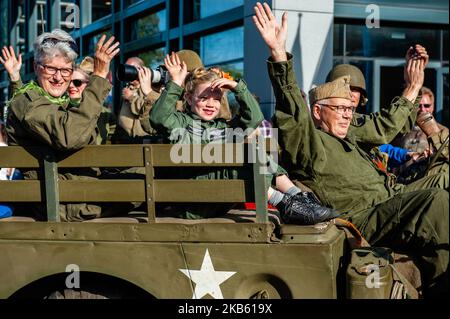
[276,193,340,225]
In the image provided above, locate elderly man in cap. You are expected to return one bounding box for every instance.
[115,50,205,143]
[253,2,448,297]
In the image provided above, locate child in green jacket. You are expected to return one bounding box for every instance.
[150,52,338,225]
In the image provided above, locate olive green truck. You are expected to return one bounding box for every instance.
[0,142,414,299]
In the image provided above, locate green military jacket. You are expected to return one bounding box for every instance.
[149,79,263,144]
[268,55,413,215]
[6,75,111,151]
[349,101,418,153]
[149,79,264,219]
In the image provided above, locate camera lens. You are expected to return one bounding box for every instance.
[116,64,139,82]
[151,69,162,84]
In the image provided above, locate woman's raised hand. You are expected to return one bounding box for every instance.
[0,46,22,81]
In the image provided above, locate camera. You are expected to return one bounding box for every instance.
[116,64,169,85]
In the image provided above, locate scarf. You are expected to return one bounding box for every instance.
[9,80,70,106]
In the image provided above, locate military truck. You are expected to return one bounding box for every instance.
[0,141,416,299]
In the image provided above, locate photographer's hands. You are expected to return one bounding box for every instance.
[165,52,188,87]
[137,66,153,95]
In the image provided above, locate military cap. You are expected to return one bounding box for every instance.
[176,50,203,72]
[78,56,94,75]
[309,75,352,106]
[326,64,368,105]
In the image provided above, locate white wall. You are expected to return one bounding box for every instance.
[244,0,334,118]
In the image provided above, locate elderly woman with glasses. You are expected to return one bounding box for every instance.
[4,29,118,150]
[1,29,125,221]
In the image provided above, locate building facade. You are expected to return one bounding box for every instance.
[0,0,448,125]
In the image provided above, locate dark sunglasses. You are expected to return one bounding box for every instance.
[42,37,79,54]
[419,103,432,108]
[71,79,88,87]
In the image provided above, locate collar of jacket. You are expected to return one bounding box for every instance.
[9,80,70,106]
[185,109,227,125]
[69,98,81,107]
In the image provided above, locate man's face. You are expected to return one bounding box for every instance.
[350,88,361,107]
[419,94,434,114]
[34,55,73,98]
[313,97,354,139]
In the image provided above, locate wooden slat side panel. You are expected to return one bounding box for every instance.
[151,144,247,167]
[0,180,253,203]
[0,181,42,201]
[153,180,252,202]
[58,180,146,202]
[57,145,145,168]
[0,147,40,168]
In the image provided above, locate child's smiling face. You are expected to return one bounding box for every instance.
[187,81,223,121]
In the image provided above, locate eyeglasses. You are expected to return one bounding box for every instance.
[38,64,73,77]
[319,104,356,115]
[71,79,88,87]
[42,37,79,54]
[419,103,432,108]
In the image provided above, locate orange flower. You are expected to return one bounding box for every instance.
[221,71,233,81]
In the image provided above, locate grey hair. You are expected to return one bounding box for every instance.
[33,29,78,64]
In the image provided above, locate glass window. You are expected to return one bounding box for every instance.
[379,66,436,112]
[333,24,344,56]
[184,0,243,22]
[346,24,440,59]
[0,0,8,48]
[443,30,448,62]
[34,1,47,37]
[86,30,113,55]
[125,0,144,6]
[210,61,243,79]
[200,0,243,18]
[91,0,111,23]
[60,0,78,33]
[128,10,166,42]
[137,48,166,69]
[16,2,26,54]
[200,27,244,66]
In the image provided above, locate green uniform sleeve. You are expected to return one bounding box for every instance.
[229,79,264,131]
[349,95,420,146]
[10,78,23,96]
[14,75,110,150]
[149,81,188,134]
[267,53,325,174]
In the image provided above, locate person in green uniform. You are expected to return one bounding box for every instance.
[327,64,448,188]
[391,86,449,185]
[0,49,117,146]
[149,52,338,224]
[253,2,448,297]
[66,56,117,145]
[4,28,135,222]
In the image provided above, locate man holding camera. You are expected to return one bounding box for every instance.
[115,56,162,143]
